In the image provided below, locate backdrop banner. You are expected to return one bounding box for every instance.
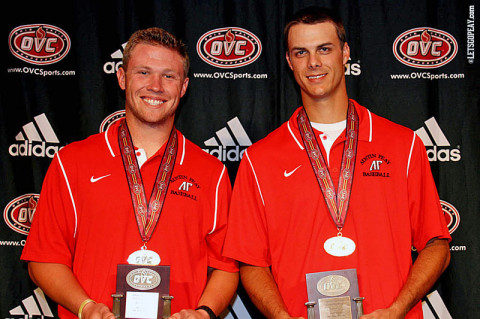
[1,1,479,318]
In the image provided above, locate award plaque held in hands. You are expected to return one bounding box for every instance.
[306,269,364,319]
[114,264,171,319]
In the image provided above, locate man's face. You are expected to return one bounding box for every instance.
[286,22,349,102]
[117,43,189,127]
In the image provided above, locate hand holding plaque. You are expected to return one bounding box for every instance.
[305,269,364,319]
[113,264,172,319]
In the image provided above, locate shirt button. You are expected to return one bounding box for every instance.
[332,167,339,172]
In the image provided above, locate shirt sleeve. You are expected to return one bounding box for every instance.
[407,134,451,252]
[223,150,271,267]
[206,165,238,272]
[21,152,77,267]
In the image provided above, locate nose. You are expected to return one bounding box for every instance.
[147,74,164,92]
[308,53,322,69]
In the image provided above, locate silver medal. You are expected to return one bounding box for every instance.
[127,248,161,266]
[324,236,356,257]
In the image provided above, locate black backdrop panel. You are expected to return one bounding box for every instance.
[2,0,479,318]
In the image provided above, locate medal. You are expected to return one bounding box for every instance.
[297,102,359,256]
[118,120,178,264]
[127,245,161,265]
[324,234,356,257]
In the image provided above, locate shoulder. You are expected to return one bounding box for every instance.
[181,133,225,170]
[247,120,294,157]
[355,101,416,144]
[57,131,108,158]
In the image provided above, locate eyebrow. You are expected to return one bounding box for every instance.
[291,42,334,51]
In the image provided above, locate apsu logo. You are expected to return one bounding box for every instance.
[9,24,71,65]
[197,27,262,68]
[393,27,457,68]
[4,194,39,235]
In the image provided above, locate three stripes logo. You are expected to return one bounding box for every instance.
[8,113,62,158]
[9,288,54,317]
[415,117,461,162]
[422,290,453,319]
[103,42,127,74]
[203,117,251,162]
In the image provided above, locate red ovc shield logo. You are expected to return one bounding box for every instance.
[393,27,457,68]
[4,194,39,235]
[441,200,460,235]
[197,27,262,68]
[9,24,71,65]
[99,110,126,133]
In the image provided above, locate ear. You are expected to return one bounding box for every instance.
[286,51,294,71]
[180,77,189,98]
[116,67,126,90]
[342,42,350,65]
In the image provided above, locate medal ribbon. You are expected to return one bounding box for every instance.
[297,101,359,229]
[118,119,177,243]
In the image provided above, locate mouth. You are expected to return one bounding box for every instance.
[142,97,166,106]
[307,74,326,80]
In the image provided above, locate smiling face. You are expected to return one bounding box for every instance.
[116,43,189,129]
[286,22,349,105]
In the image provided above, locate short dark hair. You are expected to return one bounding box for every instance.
[284,6,346,50]
[122,27,190,76]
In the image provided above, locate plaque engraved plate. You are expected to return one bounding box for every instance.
[115,264,171,319]
[306,269,361,319]
[318,296,352,319]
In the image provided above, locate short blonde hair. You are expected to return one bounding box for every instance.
[122,27,190,77]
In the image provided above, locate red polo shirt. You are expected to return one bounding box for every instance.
[224,100,450,318]
[22,120,237,318]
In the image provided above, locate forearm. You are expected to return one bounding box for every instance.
[240,264,293,319]
[29,262,90,314]
[197,269,239,315]
[28,262,113,319]
[363,239,450,318]
[390,239,450,316]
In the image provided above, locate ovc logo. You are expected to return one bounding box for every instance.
[393,27,457,68]
[4,194,39,235]
[197,27,262,68]
[9,24,71,65]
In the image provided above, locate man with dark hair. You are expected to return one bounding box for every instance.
[22,27,238,319]
[224,7,450,319]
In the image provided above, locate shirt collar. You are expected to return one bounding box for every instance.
[104,119,186,165]
[288,99,373,150]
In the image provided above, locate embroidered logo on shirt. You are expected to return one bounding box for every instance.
[90,174,111,183]
[359,153,391,177]
[170,175,200,201]
[284,165,302,177]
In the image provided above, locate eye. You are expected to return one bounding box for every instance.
[319,47,331,54]
[294,49,307,57]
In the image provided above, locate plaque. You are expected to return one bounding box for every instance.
[306,269,363,319]
[114,264,171,319]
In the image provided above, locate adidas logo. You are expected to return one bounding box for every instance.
[103,42,127,74]
[9,287,54,317]
[8,113,63,158]
[202,117,252,162]
[415,117,460,162]
[422,290,452,319]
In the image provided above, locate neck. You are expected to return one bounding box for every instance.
[302,93,349,124]
[125,116,173,158]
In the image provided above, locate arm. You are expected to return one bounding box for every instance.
[169,269,238,319]
[362,238,450,319]
[28,262,115,319]
[240,264,304,319]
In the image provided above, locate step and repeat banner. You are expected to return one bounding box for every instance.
[1,0,479,318]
